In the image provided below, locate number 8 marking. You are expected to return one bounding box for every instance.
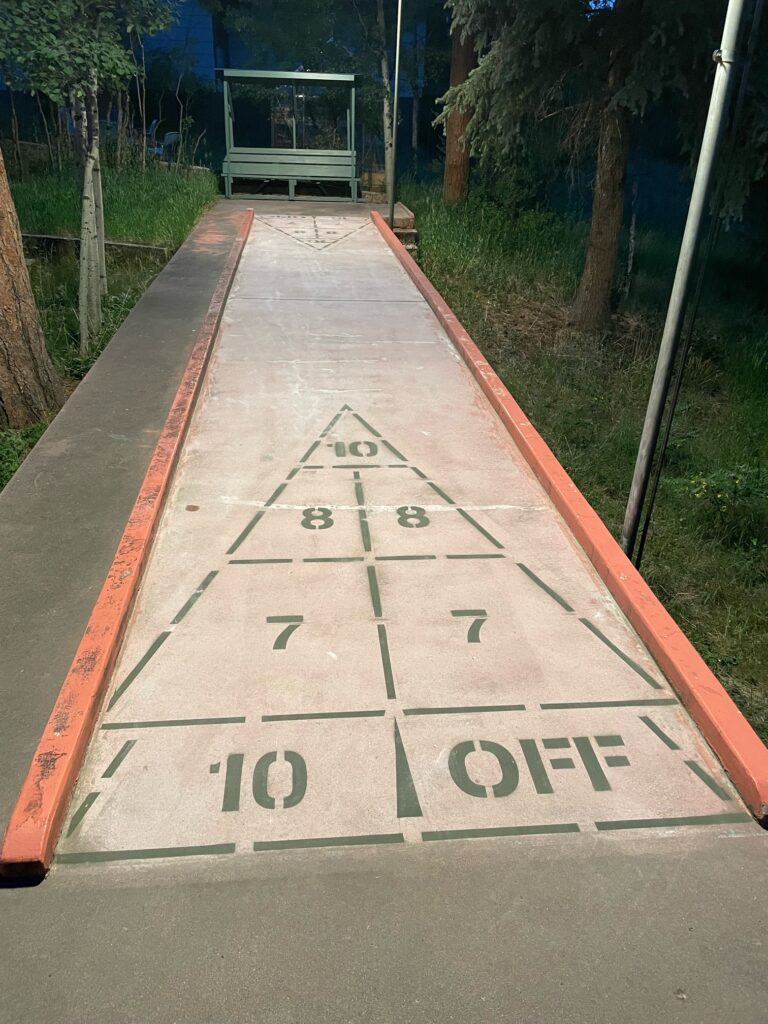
[301,507,334,530]
[396,505,430,528]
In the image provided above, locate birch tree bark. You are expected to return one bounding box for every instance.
[86,75,108,298]
[78,85,101,354]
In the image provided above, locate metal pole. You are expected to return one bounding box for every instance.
[620,0,749,559]
[388,0,404,228]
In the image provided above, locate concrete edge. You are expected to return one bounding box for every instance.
[370,209,768,826]
[0,209,254,879]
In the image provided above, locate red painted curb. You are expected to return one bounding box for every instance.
[372,209,768,825]
[0,209,254,878]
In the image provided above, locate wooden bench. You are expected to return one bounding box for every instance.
[223,147,358,200]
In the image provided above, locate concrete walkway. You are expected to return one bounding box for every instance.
[2,204,767,1022]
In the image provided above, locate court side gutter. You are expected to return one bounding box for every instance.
[0,208,254,879]
[371,209,768,827]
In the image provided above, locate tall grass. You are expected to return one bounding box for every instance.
[0,162,219,491]
[11,164,219,246]
[403,180,768,742]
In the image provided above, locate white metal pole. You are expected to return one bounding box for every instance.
[620,0,749,558]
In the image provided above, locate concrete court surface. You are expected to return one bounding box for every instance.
[1,203,767,1023]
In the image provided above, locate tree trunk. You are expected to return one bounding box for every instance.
[86,78,107,297]
[411,91,420,170]
[35,93,55,171]
[443,28,476,206]
[9,90,24,180]
[78,87,101,355]
[569,103,631,330]
[0,148,63,428]
[376,0,394,204]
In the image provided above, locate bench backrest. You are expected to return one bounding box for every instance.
[224,147,356,180]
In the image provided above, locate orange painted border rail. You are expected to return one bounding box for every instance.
[372,209,768,826]
[0,209,254,878]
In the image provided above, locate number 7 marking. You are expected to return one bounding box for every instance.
[451,609,488,643]
[267,615,304,650]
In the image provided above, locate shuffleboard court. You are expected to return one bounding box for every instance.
[55,213,756,865]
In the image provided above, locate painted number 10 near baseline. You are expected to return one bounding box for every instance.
[211,752,307,812]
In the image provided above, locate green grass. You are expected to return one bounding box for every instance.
[1,163,219,490]
[402,180,768,743]
[11,164,219,246]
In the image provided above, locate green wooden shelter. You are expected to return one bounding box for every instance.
[221,69,358,201]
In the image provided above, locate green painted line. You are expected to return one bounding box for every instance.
[595,735,624,747]
[263,710,386,721]
[171,570,218,624]
[334,464,382,468]
[300,439,322,461]
[394,722,423,818]
[367,565,383,618]
[376,554,437,561]
[264,482,287,507]
[542,737,570,749]
[66,792,99,837]
[422,824,580,842]
[226,510,265,554]
[685,760,732,801]
[377,624,396,700]
[519,739,554,794]
[541,699,677,710]
[222,753,244,812]
[358,510,372,552]
[56,843,237,864]
[550,758,575,770]
[319,411,344,438]
[101,740,136,778]
[102,717,246,730]
[410,467,428,479]
[456,509,504,548]
[286,467,300,480]
[446,553,505,560]
[352,471,372,552]
[427,481,455,504]
[266,615,304,623]
[404,704,526,716]
[382,440,407,461]
[388,464,410,469]
[605,755,631,768]
[639,715,680,750]
[451,609,487,617]
[579,618,662,689]
[595,813,751,832]
[301,464,324,470]
[230,558,293,564]
[107,632,171,710]
[353,412,382,437]
[517,563,574,612]
[253,833,405,852]
[303,556,364,563]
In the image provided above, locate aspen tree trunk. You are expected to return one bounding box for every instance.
[443,28,476,205]
[78,88,101,354]
[411,92,420,170]
[569,102,631,330]
[86,76,108,297]
[376,0,394,203]
[0,148,63,428]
